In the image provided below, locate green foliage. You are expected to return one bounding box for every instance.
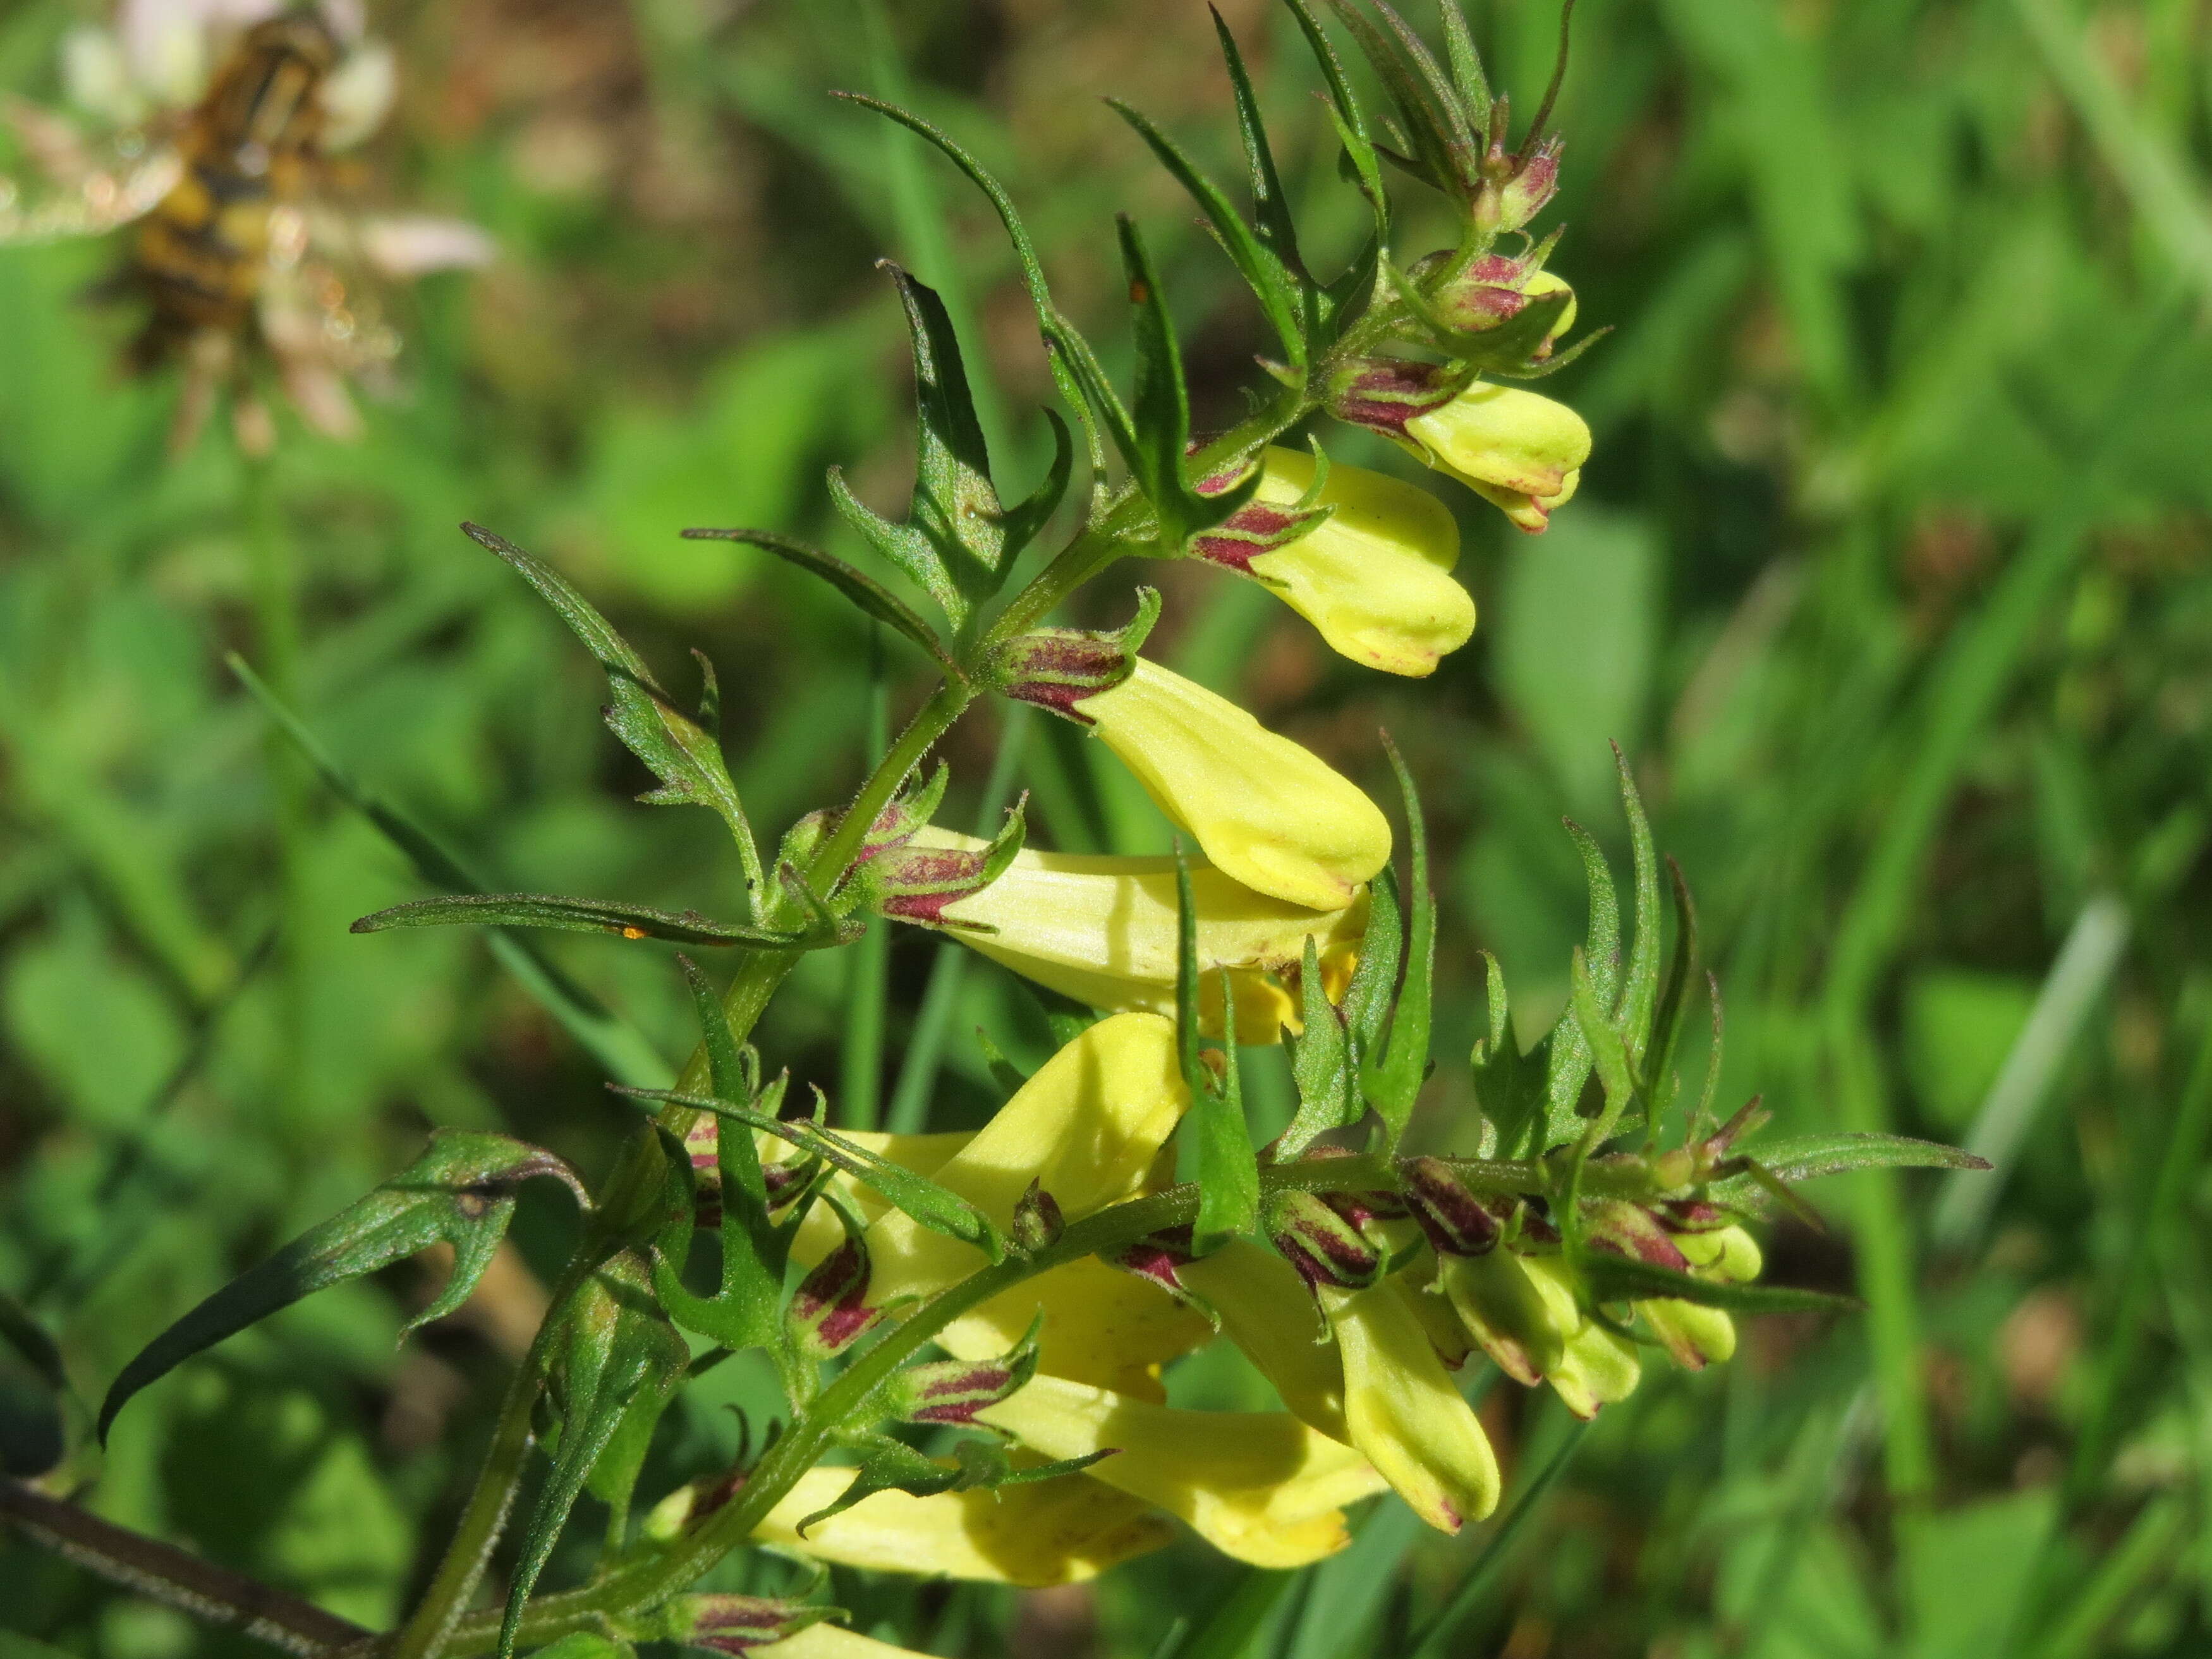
[6,1,2212,1656]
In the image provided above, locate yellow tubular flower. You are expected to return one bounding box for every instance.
[937,1256,1214,1402]
[1640,1223,1760,1370]
[1196,446,1474,678]
[753,1628,930,1659]
[1179,1237,1350,1440]
[1320,1283,1500,1531]
[917,830,1365,1044]
[1435,1246,1567,1387]
[755,1463,1174,1586]
[1521,1256,1642,1418]
[1399,382,1591,535]
[863,1012,1188,1303]
[977,1374,1387,1568]
[1071,659,1391,911]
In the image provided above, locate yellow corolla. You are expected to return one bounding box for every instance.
[754,1462,1173,1586]
[1180,1237,1349,1439]
[1195,447,1474,678]
[976,1373,1387,1568]
[1639,1223,1762,1370]
[1070,658,1391,911]
[861,1012,1188,1303]
[911,829,1365,1043]
[1399,382,1591,535]
[1320,1282,1500,1531]
[752,1629,926,1659]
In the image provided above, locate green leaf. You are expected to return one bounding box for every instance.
[350,893,812,949]
[1109,100,1306,367]
[99,1133,585,1442]
[1540,819,1620,1148]
[1115,216,1262,552]
[1613,748,1663,1067]
[500,1252,688,1659]
[1739,1133,1993,1184]
[1362,738,1435,1147]
[1568,947,1633,1132]
[1177,854,1260,1249]
[811,265,1034,630]
[832,95,1116,502]
[1643,858,1700,1141]
[1574,1251,1860,1316]
[650,964,791,1356]
[630,1089,1002,1260]
[679,526,959,675]
[1212,9,1307,279]
[463,523,764,892]
[1471,951,1547,1157]
[228,654,673,1091]
[1341,861,1404,1062]
[1322,0,1476,198]
[1284,0,1387,239]
[1279,934,1354,1159]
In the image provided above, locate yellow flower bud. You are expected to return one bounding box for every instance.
[1522,269,1578,340]
[1521,1256,1642,1418]
[1072,658,1391,910]
[1675,1224,1763,1282]
[755,1461,1174,1586]
[1179,1237,1349,1440]
[977,1373,1387,1568]
[1320,1282,1500,1531]
[1198,447,1474,678]
[1399,382,1591,536]
[1640,1299,1737,1370]
[1435,1245,1567,1387]
[863,1012,1187,1302]
[918,830,1365,1043]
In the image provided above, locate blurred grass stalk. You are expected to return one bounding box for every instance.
[1821,508,2089,1510]
[241,458,312,1116]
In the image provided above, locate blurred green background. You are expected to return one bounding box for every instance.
[5,0,2212,1655]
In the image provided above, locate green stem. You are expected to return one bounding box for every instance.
[386,1366,541,1659]
[387,1246,604,1659]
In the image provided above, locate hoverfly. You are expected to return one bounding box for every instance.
[1,4,485,454]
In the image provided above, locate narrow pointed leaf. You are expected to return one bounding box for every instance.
[500,1253,688,1659]
[1342,862,1404,1060]
[464,525,761,882]
[681,527,958,674]
[1117,216,1261,551]
[1574,1253,1859,1316]
[351,893,810,949]
[1287,0,1387,236]
[628,1090,1001,1259]
[1109,100,1305,366]
[100,1133,583,1442]
[832,94,1114,499]
[1212,8,1305,270]
[1738,1133,1993,1184]
[1279,934,1353,1158]
[1177,854,1260,1249]
[1614,747,1662,1062]
[1363,738,1434,1146]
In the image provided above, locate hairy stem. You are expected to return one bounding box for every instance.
[2,1479,369,1658]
